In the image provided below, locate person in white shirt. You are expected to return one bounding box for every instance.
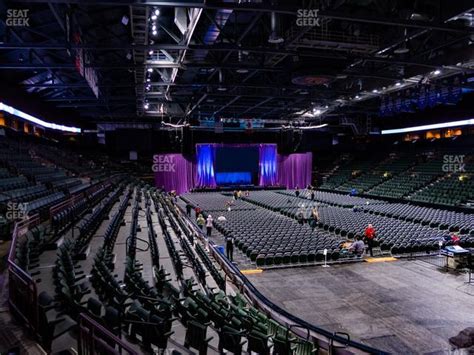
[206,214,213,237]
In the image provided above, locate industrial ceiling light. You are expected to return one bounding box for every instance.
[151,14,157,20]
[217,69,227,91]
[268,12,284,44]
[313,109,322,115]
[147,68,153,73]
[433,69,441,75]
[146,78,151,82]
[355,95,360,99]
[152,30,158,36]
[372,89,378,93]
[154,9,160,16]
[149,50,153,55]
[144,103,149,110]
[395,82,402,86]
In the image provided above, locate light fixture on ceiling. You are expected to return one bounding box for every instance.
[151,14,157,20]
[152,30,158,36]
[372,89,378,93]
[144,103,149,110]
[433,69,441,75]
[217,69,227,91]
[146,78,151,82]
[148,50,153,55]
[154,9,160,16]
[121,15,129,26]
[268,12,284,44]
[355,95,360,99]
[147,68,153,73]
[394,28,410,54]
[152,25,157,31]
[395,82,402,86]
[313,109,322,115]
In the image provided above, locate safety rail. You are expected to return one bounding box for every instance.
[6,177,118,345]
[7,214,40,334]
[174,198,387,355]
[78,313,138,355]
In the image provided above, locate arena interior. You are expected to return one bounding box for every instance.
[0,1,473,354]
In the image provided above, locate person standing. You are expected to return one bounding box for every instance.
[311,206,319,230]
[226,235,234,262]
[196,214,205,230]
[185,203,192,216]
[195,204,202,216]
[206,214,214,237]
[365,223,376,257]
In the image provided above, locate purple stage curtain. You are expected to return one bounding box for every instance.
[258,144,278,186]
[277,152,313,189]
[195,144,216,187]
[153,154,194,195]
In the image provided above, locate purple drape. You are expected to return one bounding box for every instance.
[195,144,217,187]
[153,154,194,195]
[258,144,278,186]
[277,152,313,189]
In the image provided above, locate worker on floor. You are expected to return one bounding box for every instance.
[226,235,234,262]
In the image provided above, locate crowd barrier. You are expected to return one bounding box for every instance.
[78,313,138,355]
[7,214,40,335]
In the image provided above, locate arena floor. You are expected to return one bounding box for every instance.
[246,259,474,354]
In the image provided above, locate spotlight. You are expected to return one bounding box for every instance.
[151,14,157,20]
[433,69,441,75]
[355,95,360,99]
[147,68,153,73]
[372,89,378,93]
[149,50,153,55]
[152,25,157,31]
[395,82,401,86]
[152,30,158,36]
[144,103,149,110]
[154,9,160,16]
[146,78,151,82]
[313,109,321,115]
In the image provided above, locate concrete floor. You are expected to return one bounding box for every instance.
[246,259,474,354]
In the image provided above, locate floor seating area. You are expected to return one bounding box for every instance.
[182,189,473,265]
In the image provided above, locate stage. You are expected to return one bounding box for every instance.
[154,143,312,194]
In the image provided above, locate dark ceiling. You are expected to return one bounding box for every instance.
[0,0,473,130]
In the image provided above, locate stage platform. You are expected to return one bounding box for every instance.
[246,259,474,354]
[191,185,286,192]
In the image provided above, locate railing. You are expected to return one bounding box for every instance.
[7,214,40,335]
[78,313,138,355]
[175,200,387,355]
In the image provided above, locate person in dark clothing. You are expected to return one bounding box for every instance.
[226,235,234,262]
[295,186,300,197]
[310,190,315,201]
[185,203,192,216]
